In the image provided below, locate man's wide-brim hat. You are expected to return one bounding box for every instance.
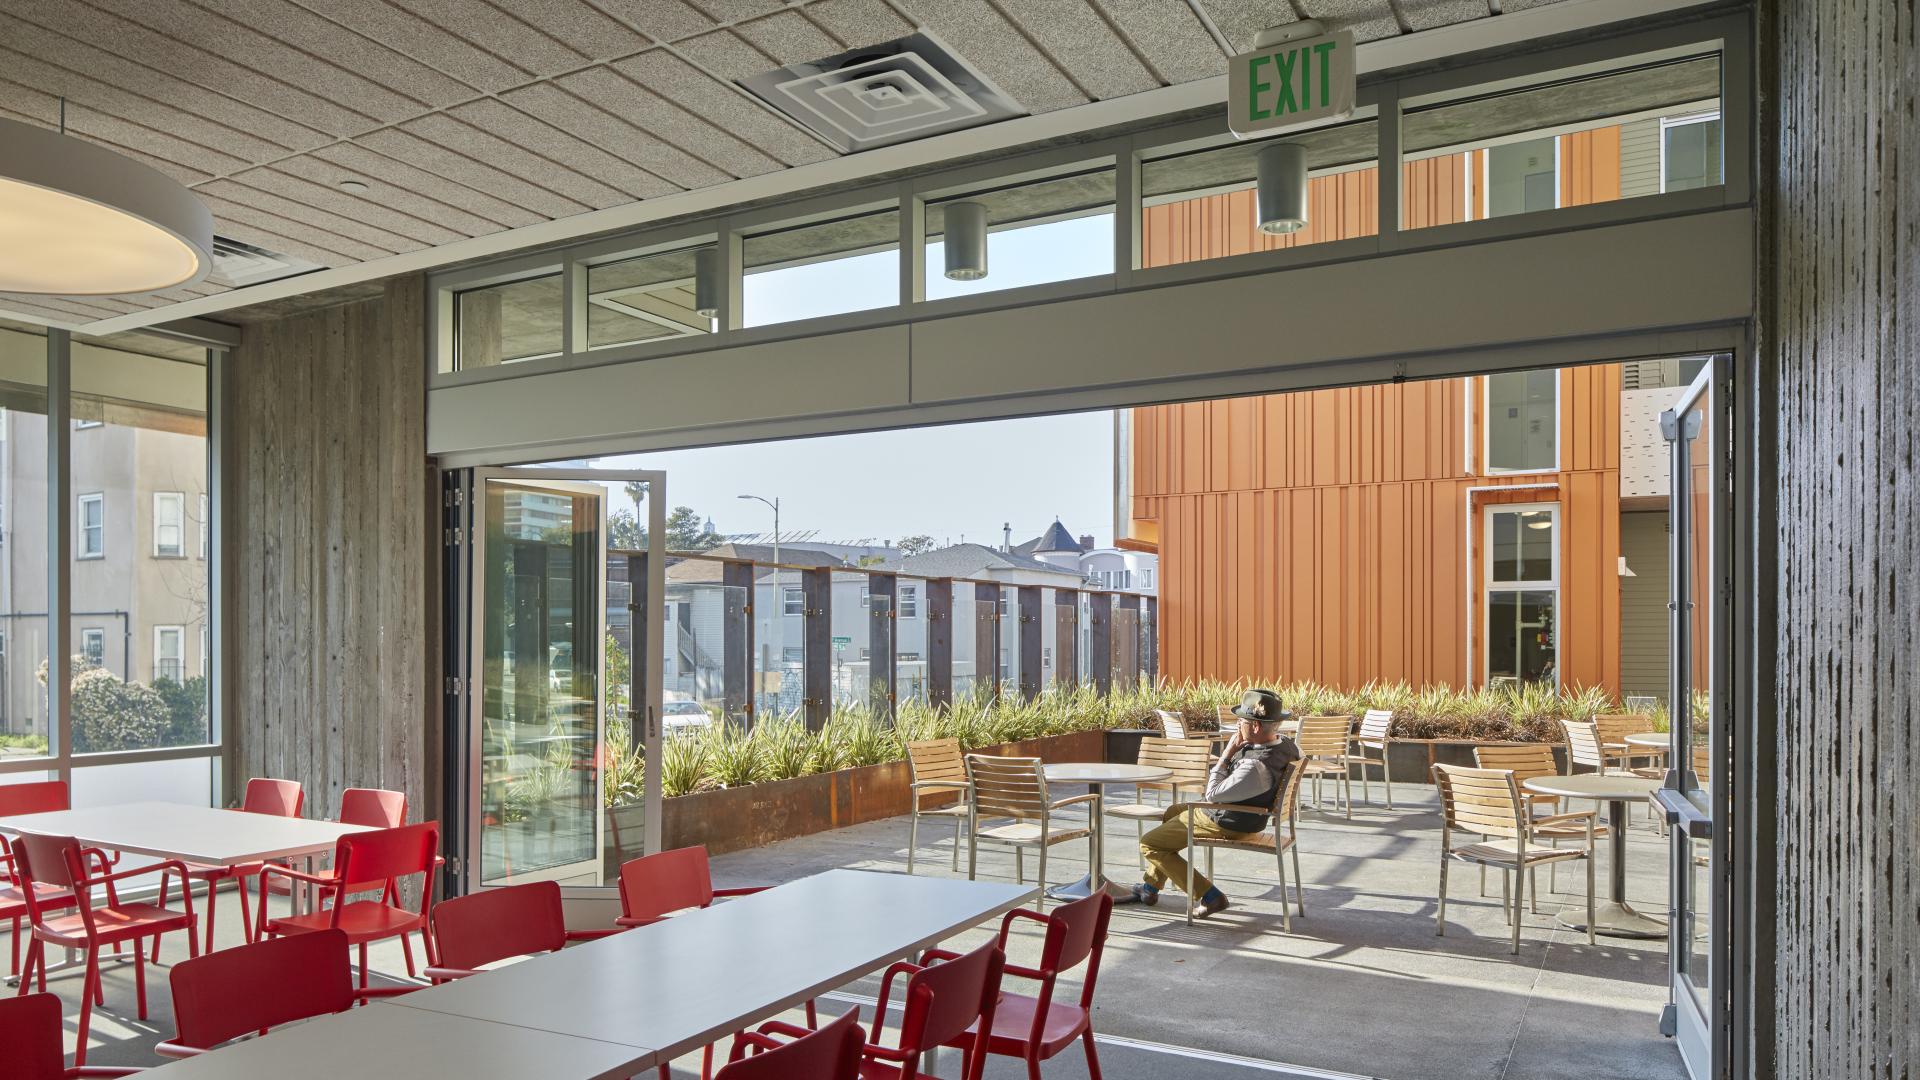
[1230,689,1291,725]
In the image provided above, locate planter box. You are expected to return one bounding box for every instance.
[1103,728,1158,765]
[658,729,1107,857]
[1370,739,1569,784]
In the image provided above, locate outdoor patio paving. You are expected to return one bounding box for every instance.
[20,785,1684,1080]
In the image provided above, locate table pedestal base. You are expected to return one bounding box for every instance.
[1555,899,1668,939]
[1048,874,1141,904]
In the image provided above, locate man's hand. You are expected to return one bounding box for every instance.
[1216,730,1243,765]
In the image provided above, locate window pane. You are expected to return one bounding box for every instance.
[1662,115,1723,191]
[1487,589,1557,685]
[453,273,562,370]
[1486,370,1558,472]
[744,209,899,327]
[1141,119,1378,268]
[925,169,1114,299]
[587,246,716,350]
[70,336,210,754]
[1490,509,1555,584]
[1401,52,1722,229]
[0,323,49,759]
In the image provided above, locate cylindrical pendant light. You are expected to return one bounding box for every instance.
[942,200,988,281]
[1255,142,1309,236]
[0,116,212,295]
[693,247,720,318]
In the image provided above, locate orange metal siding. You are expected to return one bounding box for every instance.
[1133,134,1629,694]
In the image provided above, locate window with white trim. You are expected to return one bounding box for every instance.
[1483,371,1559,474]
[782,587,804,616]
[1485,506,1559,687]
[77,493,104,559]
[154,625,185,684]
[81,628,104,667]
[899,585,918,619]
[1660,112,1723,192]
[154,492,185,557]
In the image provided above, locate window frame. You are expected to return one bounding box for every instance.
[81,627,105,667]
[1482,503,1562,687]
[77,493,105,560]
[782,587,804,616]
[1659,111,1724,194]
[898,584,919,619]
[153,624,185,684]
[153,491,186,558]
[1480,372,1563,476]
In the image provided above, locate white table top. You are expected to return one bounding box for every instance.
[0,801,372,866]
[1045,763,1174,785]
[1623,732,1668,748]
[393,868,1035,1061]
[139,1001,645,1080]
[1522,774,1661,801]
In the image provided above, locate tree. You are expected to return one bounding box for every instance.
[665,506,723,552]
[897,534,937,557]
[608,508,645,551]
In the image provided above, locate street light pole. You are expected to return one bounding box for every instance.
[737,493,780,567]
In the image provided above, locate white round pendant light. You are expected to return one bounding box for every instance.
[0,115,213,296]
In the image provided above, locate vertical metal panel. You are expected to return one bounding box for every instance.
[47,330,70,763]
[802,567,831,730]
[1086,591,1112,694]
[1017,585,1042,701]
[926,579,953,708]
[868,572,897,717]
[1053,588,1079,692]
[722,561,754,724]
[973,582,1000,702]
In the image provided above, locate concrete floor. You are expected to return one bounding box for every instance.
[15,784,1686,1080]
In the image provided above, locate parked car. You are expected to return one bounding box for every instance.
[662,699,713,737]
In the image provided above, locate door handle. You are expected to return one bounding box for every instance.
[646,704,659,742]
[1653,787,1712,838]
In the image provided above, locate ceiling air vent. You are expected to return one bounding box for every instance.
[738,31,1025,154]
[209,236,324,288]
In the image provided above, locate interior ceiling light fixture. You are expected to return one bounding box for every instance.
[0,114,213,296]
[942,201,988,280]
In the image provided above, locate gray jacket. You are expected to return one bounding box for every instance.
[1204,736,1302,833]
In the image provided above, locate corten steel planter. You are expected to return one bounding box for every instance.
[659,729,1107,857]
[1373,739,1570,783]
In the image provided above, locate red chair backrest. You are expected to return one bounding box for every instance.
[1038,892,1113,1005]
[11,834,96,931]
[722,1009,863,1080]
[332,822,438,896]
[901,941,1006,1059]
[169,929,355,1051]
[0,993,71,1080]
[617,846,716,923]
[339,787,407,828]
[431,880,566,972]
[241,777,304,817]
[0,780,69,818]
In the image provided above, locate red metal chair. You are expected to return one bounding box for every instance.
[614,845,766,928]
[338,787,407,828]
[0,992,141,1078]
[722,1008,864,1080]
[928,892,1112,1080]
[156,928,413,1057]
[255,822,439,987]
[424,879,619,982]
[150,777,302,961]
[768,940,1006,1080]
[13,834,198,1066]
[0,781,90,977]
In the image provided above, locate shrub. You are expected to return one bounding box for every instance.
[70,667,171,753]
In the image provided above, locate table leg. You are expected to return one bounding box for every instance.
[1049,783,1134,904]
[1552,797,1667,939]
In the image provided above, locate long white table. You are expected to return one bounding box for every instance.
[141,869,1035,1078]
[0,801,373,869]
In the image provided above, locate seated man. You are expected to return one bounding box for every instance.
[1132,689,1301,918]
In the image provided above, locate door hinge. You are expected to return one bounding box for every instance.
[445,675,464,696]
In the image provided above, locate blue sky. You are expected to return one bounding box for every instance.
[590,214,1121,548]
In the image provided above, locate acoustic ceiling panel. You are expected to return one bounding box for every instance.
[893,0,1090,113]
[443,98,683,202]
[994,0,1160,100]
[233,166,492,244]
[732,10,847,65]
[504,80,734,190]
[613,50,835,169]
[805,0,918,50]
[1091,0,1230,83]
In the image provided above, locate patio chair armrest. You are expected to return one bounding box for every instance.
[423,965,481,980]
[730,1031,786,1058]
[912,780,970,790]
[875,959,922,1016]
[88,858,192,888]
[1181,802,1239,814]
[920,947,963,964]
[355,985,420,1002]
[563,928,624,941]
[996,906,1052,944]
[1047,793,1099,811]
[71,1068,144,1077]
[153,1042,206,1059]
[713,886,766,898]
[614,914,666,928]
[256,862,339,890]
[1534,810,1598,826]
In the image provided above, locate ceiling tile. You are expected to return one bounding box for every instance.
[589,0,719,43]
[0,0,380,137]
[559,66,781,180]
[676,29,781,82]
[241,164,499,241]
[0,57,259,176]
[195,190,405,263]
[401,113,633,210]
[0,295,131,324]
[803,0,914,48]
[0,91,218,188]
[185,0,478,108]
[208,173,470,247]
[447,98,682,200]
[502,81,734,190]
[1091,0,1227,83]
[356,126,595,220]
[1398,0,1491,30]
[72,0,433,124]
[384,0,598,74]
[1193,0,1299,54]
[891,0,1090,113]
[614,50,834,168]
[996,0,1159,99]
[686,0,785,22]
[201,176,429,252]
[1298,0,1402,41]
[733,10,844,62]
[285,0,537,90]
[304,143,545,229]
[480,0,652,60]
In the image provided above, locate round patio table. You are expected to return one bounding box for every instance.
[1624,732,1667,750]
[1043,762,1171,905]
[1521,773,1666,939]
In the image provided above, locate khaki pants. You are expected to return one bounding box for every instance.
[1139,804,1259,898]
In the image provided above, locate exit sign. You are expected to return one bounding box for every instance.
[1227,29,1356,139]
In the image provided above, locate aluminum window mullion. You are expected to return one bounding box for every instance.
[47,330,71,781]
[715,219,743,334]
[1377,81,1404,251]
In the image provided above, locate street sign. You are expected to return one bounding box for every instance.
[1227,29,1356,140]
[832,635,852,651]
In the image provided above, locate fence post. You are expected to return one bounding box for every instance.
[1018,586,1043,701]
[722,560,753,725]
[975,582,1002,703]
[1144,595,1159,685]
[1087,591,1113,695]
[927,579,953,709]
[867,572,897,719]
[1114,593,1142,688]
[803,566,831,731]
[1054,588,1079,692]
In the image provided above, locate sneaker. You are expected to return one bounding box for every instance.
[1131,884,1160,907]
[1193,892,1231,919]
